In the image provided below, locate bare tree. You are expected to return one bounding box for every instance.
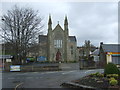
[1,5,43,64]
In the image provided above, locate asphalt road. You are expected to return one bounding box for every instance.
[2,69,103,89]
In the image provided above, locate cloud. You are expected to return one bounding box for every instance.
[1,2,118,47]
[67,2,118,46]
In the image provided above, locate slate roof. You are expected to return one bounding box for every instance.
[0,55,13,59]
[69,36,76,42]
[92,49,99,55]
[39,35,76,43]
[101,44,120,52]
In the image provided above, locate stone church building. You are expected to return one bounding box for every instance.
[39,15,78,62]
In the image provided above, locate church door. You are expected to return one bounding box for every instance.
[56,49,61,62]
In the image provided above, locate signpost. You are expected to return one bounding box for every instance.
[10,65,20,71]
[37,56,46,62]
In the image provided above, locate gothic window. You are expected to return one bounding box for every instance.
[71,46,73,55]
[54,40,62,48]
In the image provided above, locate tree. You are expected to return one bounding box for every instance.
[1,5,43,64]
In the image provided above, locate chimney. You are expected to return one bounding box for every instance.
[100,42,103,45]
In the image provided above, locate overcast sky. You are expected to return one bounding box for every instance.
[1,1,118,47]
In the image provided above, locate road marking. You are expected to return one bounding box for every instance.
[41,73,45,75]
[41,71,56,74]
[85,70,96,73]
[40,70,77,75]
[8,77,15,79]
[61,67,70,69]
[45,72,56,74]
[26,77,33,79]
[62,70,76,74]
[36,77,43,79]
[39,77,43,78]
[33,72,39,73]
[16,73,28,75]
[14,82,23,90]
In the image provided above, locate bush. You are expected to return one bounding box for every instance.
[107,74,119,79]
[97,73,104,77]
[89,72,104,77]
[104,63,120,75]
[89,72,99,77]
[109,78,118,86]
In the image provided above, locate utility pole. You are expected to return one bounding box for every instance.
[2,18,5,71]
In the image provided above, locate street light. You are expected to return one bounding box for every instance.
[1,18,5,71]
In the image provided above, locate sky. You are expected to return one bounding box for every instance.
[1,0,118,47]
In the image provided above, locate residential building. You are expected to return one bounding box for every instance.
[99,42,120,67]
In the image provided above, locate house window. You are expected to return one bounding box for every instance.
[54,40,62,48]
[112,56,120,64]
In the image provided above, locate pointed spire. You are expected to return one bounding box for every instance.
[48,14,52,24]
[64,15,68,25]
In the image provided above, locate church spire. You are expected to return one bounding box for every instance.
[64,15,69,36]
[48,14,52,30]
[64,15,68,31]
[48,14,52,24]
[64,15,68,25]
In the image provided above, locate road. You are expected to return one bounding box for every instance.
[2,69,103,89]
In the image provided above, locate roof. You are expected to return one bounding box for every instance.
[92,49,99,55]
[39,35,47,43]
[69,36,76,42]
[0,55,13,59]
[101,44,120,52]
[53,24,63,32]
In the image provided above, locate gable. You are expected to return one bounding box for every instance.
[53,24,64,39]
[53,24,63,32]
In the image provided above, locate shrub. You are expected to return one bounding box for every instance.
[89,73,97,77]
[109,78,118,86]
[89,72,99,77]
[89,72,104,77]
[97,73,104,77]
[104,63,120,75]
[107,74,119,79]
[109,77,115,81]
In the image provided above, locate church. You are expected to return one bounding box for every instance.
[38,15,78,62]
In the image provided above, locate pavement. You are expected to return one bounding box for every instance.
[59,63,79,71]
[22,63,59,67]
[2,69,104,89]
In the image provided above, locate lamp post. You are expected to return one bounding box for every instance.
[1,18,5,71]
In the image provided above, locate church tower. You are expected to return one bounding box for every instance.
[64,16,69,62]
[47,15,53,62]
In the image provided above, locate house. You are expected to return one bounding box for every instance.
[77,40,97,60]
[99,42,120,67]
[91,49,99,68]
[91,48,99,62]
